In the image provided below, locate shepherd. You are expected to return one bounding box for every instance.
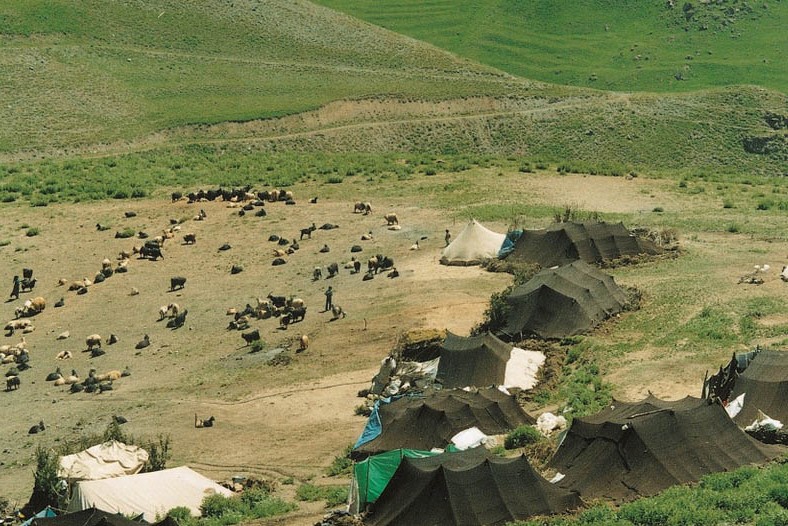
[324,286,334,312]
[445,229,451,247]
[10,275,20,300]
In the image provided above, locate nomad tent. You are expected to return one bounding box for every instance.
[729,350,788,426]
[366,448,582,526]
[436,331,544,390]
[440,219,506,266]
[503,221,660,267]
[549,395,782,502]
[500,261,627,340]
[67,466,233,522]
[353,388,533,458]
[59,441,149,481]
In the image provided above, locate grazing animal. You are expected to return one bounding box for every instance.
[300,223,316,240]
[353,259,362,274]
[267,293,287,309]
[313,267,323,281]
[183,233,196,244]
[28,420,45,434]
[6,376,20,391]
[195,415,215,428]
[384,213,398,225]
[171,191,183,202]
[319,223,339,230]
[139,244,163,260]
[299,334,309,352]
[331,305,347,320]
[273,248,287,257]
[86,334,102,351]
[241,329,261,346]
[135,334,150,350]
[327,262,339,278]
[167,309,188,329]
[170,276,187,290]
[65,369,80,384]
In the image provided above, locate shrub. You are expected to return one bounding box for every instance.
[26,227,40,237]
[144,434,171,471]
[249,340,264,353]
[326,444,353,477]
[652,207,664,213]
[425,168,437,176]
[678,180,688,188]
[113,189,129,199]
[131,188,147,198]
[326,175,343,184]
[723,199,735,209]
[33,446,64,508]
[504,425,542,449]
[0,240,10,247]
[201,494,237,518]
[296,483,348,508]
[167,506,194,525]
[116,227,135,238]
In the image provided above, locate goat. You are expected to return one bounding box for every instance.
[384,213,398,225]
[241,329,260,346]
[167,309,188,329]
[28,420,45,434]
[267,293,287,309]
[6,376,20,391]
[327,262,339,278]
[300,223,316,240]
[135,334,150,350]
[183,233,196,245]
[170,276,187,291]
[86,334,102,351]
[195,415,215,428]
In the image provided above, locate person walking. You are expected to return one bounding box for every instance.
[445,229,452,247]
[324,286,334,312]
[10,275,20,300]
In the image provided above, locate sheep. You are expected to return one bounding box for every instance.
[168,303,180,317]
[287,297,305,311]
[331,305,347,320]
[159,305,170,321]
[195,415,215,428]
[273,248,287,257]
[300,223,316,240]
[354,202,372,214]
[46,368,63,381]
[241,329,260,346]
[86,334,102,351]
[299,334,309,352]
[353,259,362,274]
[167,309,188,329]
[409,240,420,251]
[58,278,69,286]
[28,420,45,434]
[94,272,106,284]
[96,370,122,382]
[170,276,187,291]
[384,213,398,225]
[782,265,788,282]
[102,258,112,270]
[5,319,32,334]
[135,334,150,350]
[309,197,318,204]
[284,190,294,201]
[361,231,374,241]
[130,287,139,296]
[65,370,80,384]
[56,350,72,360]
[6,376,20,391]
[183,233,196,245]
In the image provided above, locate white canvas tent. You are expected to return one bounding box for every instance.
[67,466,233,521]
[440,219,506,266]
[59,441,148,482]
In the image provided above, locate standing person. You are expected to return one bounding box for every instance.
[445,229,452,247]
[10,275,20,300]
[324,286,334,312]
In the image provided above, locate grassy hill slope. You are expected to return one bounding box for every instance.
[315,0,788,93]
[0,0,539,153]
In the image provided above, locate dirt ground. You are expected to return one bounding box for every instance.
[0,172,784,525]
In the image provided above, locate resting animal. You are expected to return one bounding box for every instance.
[195,415,215,428]
[331,305,347,320]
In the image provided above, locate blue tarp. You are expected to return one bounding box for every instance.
[21,506,57,526]
[498,230,523,258]
[354,399,387,449]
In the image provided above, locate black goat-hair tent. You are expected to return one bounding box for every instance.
[549,395,782,503]
[503,221,661,268]
[729,350,788,426]
[500,260,627,340]
[353,388,534,458]
[366,448,582,526]
[436,332,511,389]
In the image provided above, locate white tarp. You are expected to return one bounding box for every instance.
[440,219,506,266]
[504,347,546,390]
[67,465,233,521]
[59,441,149,481]
[451,427,488,450]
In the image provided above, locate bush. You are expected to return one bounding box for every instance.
[26,227,40,237]
[33,446,64,508]
[167,506,194,525]
[652,207,664,213]
[727,223,740,233]
[116,227,135,238]
[144,434,171,471]
[296,483,348,508]
[504,425,542,449]
[0,240,10,247]
[201,494,237,518]
[326,444,353,476]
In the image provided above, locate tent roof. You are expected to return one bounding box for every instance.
[730,350,788,425]
[59,441,149,481]
[367,448,581,526]
[504,221,660,267]
[352,449,440,512]
[353,388,534,457]
[437,332,511,389]
[501,260,627,339]
[440,219,506,266]
[33,508,144,526]
[66,466,233,522]
[549,396,782,502]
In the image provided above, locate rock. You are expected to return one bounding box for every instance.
[56,331,70,340]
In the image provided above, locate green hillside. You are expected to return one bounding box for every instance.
[0,0,538,153]
[315,0,788,93]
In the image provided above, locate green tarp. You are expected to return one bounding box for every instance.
[352,449,439,512]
